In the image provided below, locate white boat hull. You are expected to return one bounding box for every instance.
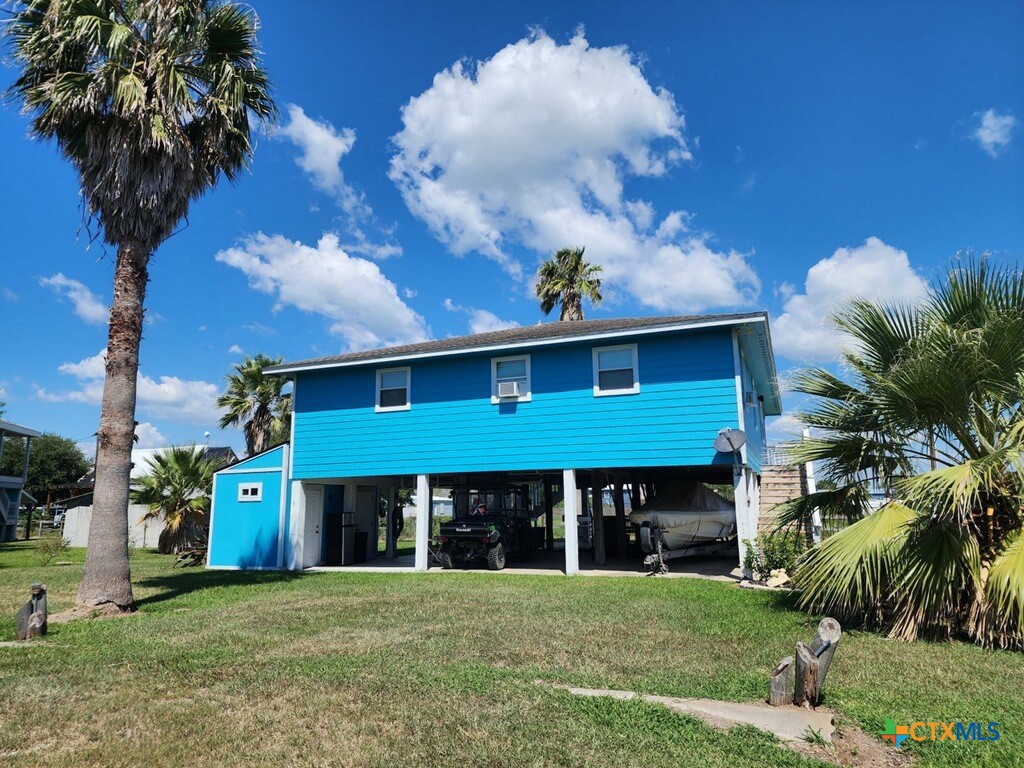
[629,481,736,551]
[628,511,735,550]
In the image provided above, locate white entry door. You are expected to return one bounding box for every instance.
[302,485,323,568]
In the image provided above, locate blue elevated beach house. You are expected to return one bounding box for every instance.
[208,314,781,574]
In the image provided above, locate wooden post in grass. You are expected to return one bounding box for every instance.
[16,583,47,641]
[769,656,794,705]
[809,617,842,697]
[794,642,819,708]
[792,618,842,708]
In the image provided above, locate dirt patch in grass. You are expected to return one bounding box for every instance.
[788,719,913,768]
[50,603,136,624]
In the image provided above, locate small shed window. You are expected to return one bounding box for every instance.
[593,344,639,396]
[376,367,411,412]
[491,355,531,403]
[238,483,263,502]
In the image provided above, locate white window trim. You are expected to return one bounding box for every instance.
[491,354,532,404]
[238,482,263,502]
[592,343,640,397]
[375,366,411,413]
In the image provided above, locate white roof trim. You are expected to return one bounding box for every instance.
[268,316,765,375]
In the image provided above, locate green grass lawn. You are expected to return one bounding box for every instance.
[1,541,1021,768]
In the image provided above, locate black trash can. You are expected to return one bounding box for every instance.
[354,531,369,563]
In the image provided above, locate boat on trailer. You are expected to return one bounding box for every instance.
[629,480,737,573]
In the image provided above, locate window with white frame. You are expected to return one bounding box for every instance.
[593,344,639,396]
[238,483,263,502]
[491,355,531,403]
[376,367,411,412]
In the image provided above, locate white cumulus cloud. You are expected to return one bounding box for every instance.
[279,105,401,259]
[444,298,520,335]
[37,350,222,425]
[40,273,108,324]
[279,104,360,207]
[216,233,429,351]
[773,237,927,363]
[228,344,244,355]
[134,422,167,449]
[766,414,808,439]
[974,109,1017,157]
[389,30,759,310]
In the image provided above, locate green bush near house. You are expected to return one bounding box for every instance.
[743,530,806,578]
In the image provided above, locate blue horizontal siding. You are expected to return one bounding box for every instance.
[291,328,742,478]
[209,469,283,568]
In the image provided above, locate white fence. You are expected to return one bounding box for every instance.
[62,504,164,549]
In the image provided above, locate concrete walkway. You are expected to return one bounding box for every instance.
[308,552,739,581]
[552,684,835,744]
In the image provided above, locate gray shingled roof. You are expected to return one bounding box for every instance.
[266,312,768,373]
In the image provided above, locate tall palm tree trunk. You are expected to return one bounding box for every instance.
[560,288,583,321]
[77,242,149,609]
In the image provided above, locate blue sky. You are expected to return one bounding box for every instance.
[1,1,1021,454]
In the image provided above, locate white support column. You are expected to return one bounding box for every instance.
[414,474,430,572]
[734,467,759,576]
[287,480,306,571]
[804,427,823,543]
[563,469,580,576]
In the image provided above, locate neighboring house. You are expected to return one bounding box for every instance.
[0,419,41,542]
[208,314,781,573]
[62,445,237,548]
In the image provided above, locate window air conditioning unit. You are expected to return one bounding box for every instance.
[497,380,521,398]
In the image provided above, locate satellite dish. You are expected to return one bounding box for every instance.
[713,428,747,453]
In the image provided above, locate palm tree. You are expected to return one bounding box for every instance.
[131,446,217,555]
[7,1,275,610]
[218,354,291,456]
[535,247,603,321]
[778,258,1024,648]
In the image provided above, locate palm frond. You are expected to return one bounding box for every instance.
[974,530,1024,650]
[129,444,217,553]
[6,0,276,250]
[888,519,980,641]
[795,502,916,626]
[771,484,872,531]
[535,246,601,321]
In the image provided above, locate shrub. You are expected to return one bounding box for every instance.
[743,530,806,579]
[35,534,69,566]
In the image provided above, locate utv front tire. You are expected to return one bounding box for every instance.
[486,542,506,571]
[437,550,454,570]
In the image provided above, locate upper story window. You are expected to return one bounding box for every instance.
[491,355,531,403]
[376,367,411,412]
[593,344,639,396]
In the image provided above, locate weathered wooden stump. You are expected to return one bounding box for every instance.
[769,656,794,705]
[15,583,47,641]
[809,617,841,694]
[794,618,842,708]
[793,641,819,708]
[770,617,842,708]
